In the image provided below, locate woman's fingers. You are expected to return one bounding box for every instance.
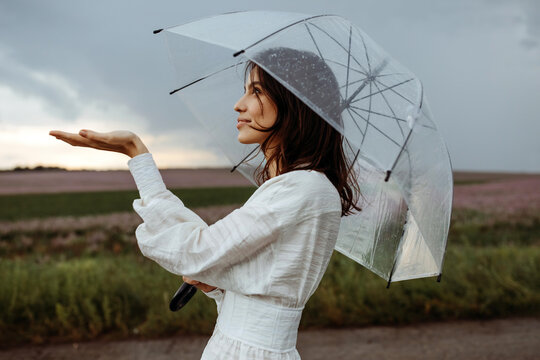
[50,129,133,154]
[197,284,218,293]
[79,129,112,143]
[49,130,77,139]
[182,276,217,293]
[81,130,136,145]
[50,129,148,158]
[182,276,200,285]
[50,131,92,147]
[49,130,62,137]
[51,131,113,151]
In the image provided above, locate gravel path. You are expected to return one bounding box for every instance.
[1,317,538,360]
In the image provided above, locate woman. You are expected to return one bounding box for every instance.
[50,48,360,359]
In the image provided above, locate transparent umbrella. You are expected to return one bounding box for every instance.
[155,11,453,288]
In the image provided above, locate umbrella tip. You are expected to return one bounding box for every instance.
[153,29,164,34]
[384,170,391,182]
[233,49,245,57]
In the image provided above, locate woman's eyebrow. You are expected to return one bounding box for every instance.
[245,81,262,89]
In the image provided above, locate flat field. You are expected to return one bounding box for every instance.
[0,168,251,195]
[0,169,538,355]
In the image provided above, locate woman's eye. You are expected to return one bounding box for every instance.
[253,87,261,94]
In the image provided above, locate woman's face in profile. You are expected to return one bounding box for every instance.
[234,68,278,145]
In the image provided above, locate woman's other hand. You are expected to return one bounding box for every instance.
[49,129,149,158]
[182,276,217,293]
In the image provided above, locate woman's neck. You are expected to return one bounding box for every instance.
[267,160,277,178]
[263,143,280,179]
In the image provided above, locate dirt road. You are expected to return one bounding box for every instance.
[1,317,538,360]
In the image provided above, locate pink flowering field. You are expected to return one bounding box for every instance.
[452,172,540,223]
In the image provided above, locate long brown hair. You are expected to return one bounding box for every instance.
[245,48,361,216]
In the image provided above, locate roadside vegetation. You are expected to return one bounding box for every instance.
[0,180,539,348]
[0,187,256,221]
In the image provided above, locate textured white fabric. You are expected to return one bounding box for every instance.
[128,153,341,359]
[216,291,302,350]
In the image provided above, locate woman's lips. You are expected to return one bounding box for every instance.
[236,119,251,129]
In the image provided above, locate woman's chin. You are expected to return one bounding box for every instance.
[237,135,257,145]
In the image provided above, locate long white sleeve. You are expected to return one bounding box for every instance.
[128,153,342,304]
[129,153,344,358]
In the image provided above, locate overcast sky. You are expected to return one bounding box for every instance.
[0,0,539,172]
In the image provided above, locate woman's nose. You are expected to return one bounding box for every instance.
[234,96,246,112]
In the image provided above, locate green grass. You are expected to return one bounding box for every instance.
[303,246,540,328]
[1,246,538,348]
[0,255,217,347]
[3,208,538,259]
[451,220,540,247]
[0,191,539,348]
[0,187,256,221]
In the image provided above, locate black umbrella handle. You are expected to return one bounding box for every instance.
[169,282,197,311]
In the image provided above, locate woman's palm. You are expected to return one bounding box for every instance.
[49,129,148,158]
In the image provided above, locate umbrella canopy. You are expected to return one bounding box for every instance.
[155,11,453,284]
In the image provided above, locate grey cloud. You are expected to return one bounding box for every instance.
[520,0,540,49]
[0,0,195,131]
[1,0,539,171]
[0,49,82,120]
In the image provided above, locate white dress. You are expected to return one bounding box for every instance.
[128,153,342,359]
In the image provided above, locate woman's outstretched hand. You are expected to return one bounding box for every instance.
[182,276,217,293]
[49,129,149,158]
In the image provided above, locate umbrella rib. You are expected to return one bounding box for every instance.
[341,59,388,111]
[344,136,357,157]
[308,22,369,75]
[373,78,415,105]
[304,23,359,133]
[348,147,361,175]
[169,63,241,95]
[304,22,367,139]
[304,22,368,77]
[345,107,366,137]
[372,80,405,137]
[345,25,353,99]
[386,128,413,181]
[348,107,402,147]
[304,23,325,60]
[340,76,368,89]
[233,14,331,57]
[340,74,398,89]
[230,145,261,173]
[360,80,373,148]
[348,148,361,179]
[327,59,368,76]
[351,78,414,104]
[304,21,367,137]
[358,30,371,73]
[357,30,376,148]
[326,56,404,78]
[343,139,362,193]
[350,106,407,123]
[352,106,436,130]
[305,22,355,127]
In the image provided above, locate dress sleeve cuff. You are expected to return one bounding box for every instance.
[203,287,224,299]
[127,153,167,199]
[203,288,224,313]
